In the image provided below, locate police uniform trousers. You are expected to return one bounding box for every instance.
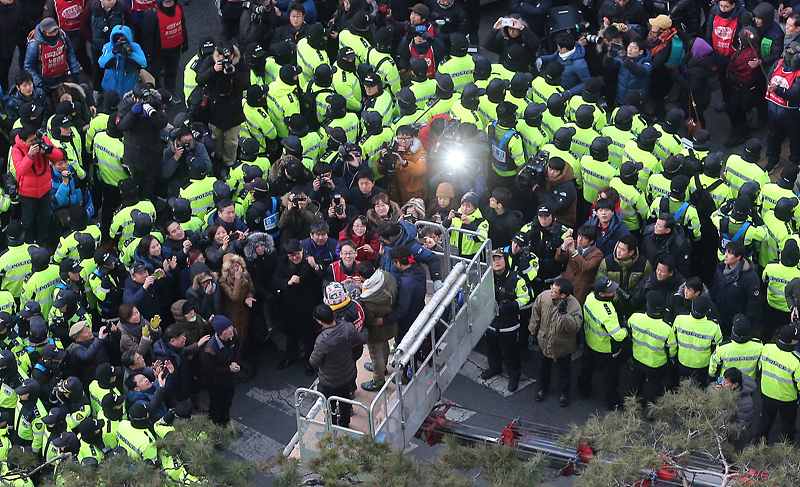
[756,395,798,444]
[630,359,667,407]
[485,325,521,381]
[678,364,709,387]
[577,348,620,409]
[763,306,790,343]
[96,178,122,244]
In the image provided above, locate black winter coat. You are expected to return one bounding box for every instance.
[116,95,168,170]
[195,46,250,130]
[0,1,25,59]
[639,224,692,276]
[272,254,323,321]
[710,258,761,326]
[675,50,715,112]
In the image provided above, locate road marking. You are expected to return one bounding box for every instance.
[230,420,285,463]
[458,350,535,397]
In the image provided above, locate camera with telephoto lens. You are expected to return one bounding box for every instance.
[2,173,18,201]
[220,46,235,74]
[332,194,344,215]
[189,231,210,250]
[515,150,549,192]
[616,287,631,301]
[290,194,307,204]
[113,38,134,56]
[378,140,407,175]
[142,103,156,117]
[583,34,601,44]
[243,0,270,13]
[34,129,54,154]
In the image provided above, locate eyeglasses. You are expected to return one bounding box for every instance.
[341,251,357,257]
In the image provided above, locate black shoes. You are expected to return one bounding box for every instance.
[277,358,296,369]
[305,363,315,376]
[534,390,546,402]
[508,377,519,392]
[480,368,500,380]
[559,394,569,407]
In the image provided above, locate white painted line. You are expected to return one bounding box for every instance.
[458,350,536,397]
[230,420,285,464]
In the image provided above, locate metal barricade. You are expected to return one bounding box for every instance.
[327,396,373,438]
[289,226,496,462]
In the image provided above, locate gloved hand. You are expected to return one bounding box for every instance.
[142,324,150,338]
[151,315,161,329]
[132,103,143,115]
[557,298,568,315]
[101,277,113,290]
[433,280,444,292]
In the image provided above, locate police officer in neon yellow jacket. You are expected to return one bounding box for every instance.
[578,277,628,410]
[673,294,722,387]
[481,249,531,392]
[756,324,800,443]
[628,291,676,407]
[762,239,800,341]
[445,192,489,258]
[266,64,302,139]
[708,314,762,381]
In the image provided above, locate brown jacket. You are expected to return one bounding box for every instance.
[529,293,583,359]
[555,245,604,304]
[359,270,398,343]
[544,163,577,228]
[119,318,163,364]
[170,299,214,358]
[220,254,256,344]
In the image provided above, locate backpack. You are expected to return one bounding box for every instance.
[300,80,333,132]
[187,85,212,123]
[689,174,723,231]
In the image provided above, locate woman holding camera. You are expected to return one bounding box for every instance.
[99,25,147,96]
[11,124,65,246]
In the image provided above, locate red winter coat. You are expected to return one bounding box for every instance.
[11,134,64,199]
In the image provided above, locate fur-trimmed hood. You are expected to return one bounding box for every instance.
[190,262,218,291]
[244,232,276,260]
[269,154,302,183]
[221,253,250,282]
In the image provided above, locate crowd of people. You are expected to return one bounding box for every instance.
[0,0,797,480]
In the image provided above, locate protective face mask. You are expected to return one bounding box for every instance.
[188,315,197,322]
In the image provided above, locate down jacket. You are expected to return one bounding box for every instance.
[529,293,583,359]
[537,43,591,96]
[99,25,147,96]
[11,134,65,198]
[308,320,368,388]
[604,50,652,105]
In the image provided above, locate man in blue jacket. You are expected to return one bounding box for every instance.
[378,244,427,344]
[537,33,591,96]
[98,25,146,96]
[123,261,173,320]
[24,17,81,93]
[376,221,443,287]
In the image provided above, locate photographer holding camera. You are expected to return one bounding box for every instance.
[163,126,212,194]
[11,124,65,245]
[99,25,147,96]
[324,192,357,236]
[116,84,168,200]
[49,157,84,237]
[196,41,250,167]
[380,124,428,204]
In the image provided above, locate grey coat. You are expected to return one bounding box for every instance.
[309,321,368,388]
[737,373,757,433]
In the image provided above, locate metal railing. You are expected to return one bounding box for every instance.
[288,226,496,463]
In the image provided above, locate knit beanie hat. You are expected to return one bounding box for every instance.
[212,315,233,335]
[436,182,455,199]
[323,282,348,306]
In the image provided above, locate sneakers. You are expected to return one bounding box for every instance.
[361,380,384,392]
[479,367,500,380]
[507,377,519,392]
[364,362,390,375]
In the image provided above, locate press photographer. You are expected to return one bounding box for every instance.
[379,124,428,203]
[162,126,213,194]
[99,25,147,97]
[195,41,250,167]
[116,83,168,199]
[10,124,65,246]
[428,120,488,203]
[239,0,280,46]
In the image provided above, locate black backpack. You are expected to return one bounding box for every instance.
[187,85,212,124]
[689,174,723,230]
[300,80,333,131]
